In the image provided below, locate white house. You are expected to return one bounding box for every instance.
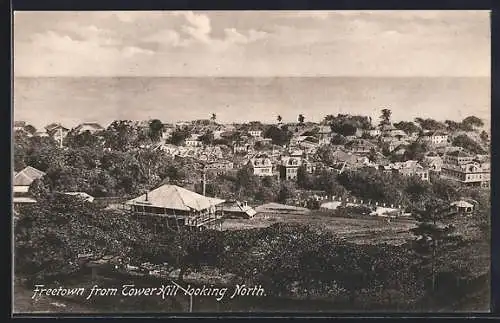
[420,131,450,146]
[185,134,202,147]
[248,154,274,176]
[249,129,263,138]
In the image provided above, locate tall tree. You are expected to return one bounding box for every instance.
[263,125,292,146]
[452,135,486,155]
[379,108,392,127]
[199,131,215,146]
[414,118,446,131]
[148,119,164,142]
[403,142,429,161]
[65,130,102,149]
[445,120,461,132]
[168,127,191,146]
[461,116,484,130]
[277,115,282,123]
[394,121,420,135]
[211,113,217,123]
[103,120,139,151]
[298,114,305,124]
[410,199,464,293]
[480,130,489,143]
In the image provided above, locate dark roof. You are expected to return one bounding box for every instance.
[45,123,69,131]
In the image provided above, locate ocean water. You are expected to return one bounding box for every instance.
[13,77,490,130]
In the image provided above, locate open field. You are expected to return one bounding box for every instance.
[222,212,418,245]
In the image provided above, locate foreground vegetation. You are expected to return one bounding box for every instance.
[15,193,489,312]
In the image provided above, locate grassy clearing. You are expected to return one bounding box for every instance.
[223,212,417,245]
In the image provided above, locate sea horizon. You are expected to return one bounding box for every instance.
[14,76,490,131]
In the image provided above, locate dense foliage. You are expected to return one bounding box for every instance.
[452,135,486,155]
[324,114,371,136]
[15,194,488,310]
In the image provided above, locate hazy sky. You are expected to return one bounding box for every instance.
[14,10,491,77]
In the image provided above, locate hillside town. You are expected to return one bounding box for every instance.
[14,110,490,214]
[13,109,491,312]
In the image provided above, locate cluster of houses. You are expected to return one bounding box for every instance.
[13,118,490,188]
[13,117,490,226]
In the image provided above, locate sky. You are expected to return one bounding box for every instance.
[14,10,491,77]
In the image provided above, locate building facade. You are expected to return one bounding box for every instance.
[441,150,489,187]
[280,156,302,180]
[249,129,263,138]
[248,154,274,176]
[420,131,450,146]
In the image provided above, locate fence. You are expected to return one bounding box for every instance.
[317,195,404,210]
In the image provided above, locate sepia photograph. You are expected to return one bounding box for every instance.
[12,10,491,314]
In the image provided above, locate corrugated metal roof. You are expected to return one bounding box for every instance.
[126,184,225,211]
[13,166,45,186]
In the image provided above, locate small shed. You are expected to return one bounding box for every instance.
[450,200,474,214]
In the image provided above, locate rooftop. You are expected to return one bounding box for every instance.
[126,184,225,212]
[75,122,104,130]
[45,123,69,131]
[13,166,46,186]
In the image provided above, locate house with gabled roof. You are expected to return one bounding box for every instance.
[125,184,226,230]
[344,139,376,154]
[73,122,105,134]
[248,153,274,177]
[45,123,69,146]
[422,155,444,173]
[13,166,45,193]
[419,130,450,146]
[13,166,46,205]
